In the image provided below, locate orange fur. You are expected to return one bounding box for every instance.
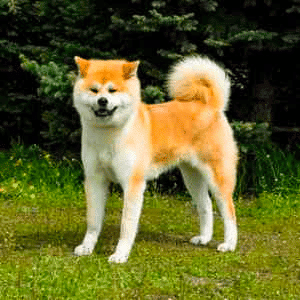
[73,55,238,262]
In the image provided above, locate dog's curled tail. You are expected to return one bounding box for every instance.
[167,56,231,111]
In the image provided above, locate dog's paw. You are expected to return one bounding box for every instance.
[74,244,93,256]
[217,242,236,252]
[190,235,211,246]
[108,252,128,264]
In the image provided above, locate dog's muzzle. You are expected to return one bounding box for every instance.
[93,97,117,117]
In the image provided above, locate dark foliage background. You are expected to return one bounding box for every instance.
[1,0,299,193]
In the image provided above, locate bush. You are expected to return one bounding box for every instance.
[19,55,80,152]
[231,121,271,155]
[142,86,165,104]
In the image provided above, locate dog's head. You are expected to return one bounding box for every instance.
[73,57,140,127]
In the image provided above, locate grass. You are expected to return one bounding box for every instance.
[0,144,300,299]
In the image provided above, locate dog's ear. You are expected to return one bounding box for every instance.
[74,56,90,77]
[123,61,140,79]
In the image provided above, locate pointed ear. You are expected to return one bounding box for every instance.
[123,61,140,79]
[74,56,90,77]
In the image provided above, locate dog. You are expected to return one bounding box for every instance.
[73,55,238,263]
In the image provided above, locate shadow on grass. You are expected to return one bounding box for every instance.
[14,217,218,257]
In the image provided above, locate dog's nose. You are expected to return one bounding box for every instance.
[97,97,108,107]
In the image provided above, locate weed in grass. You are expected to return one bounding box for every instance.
[0,207,16,256]
[236,142,300,197]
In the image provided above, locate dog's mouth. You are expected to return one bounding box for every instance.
[93,107,117,118]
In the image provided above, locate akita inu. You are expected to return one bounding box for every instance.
[73,55,238,263]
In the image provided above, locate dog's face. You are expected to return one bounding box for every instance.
[73,57,140,127]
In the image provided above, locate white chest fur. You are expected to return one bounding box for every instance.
[82,124,138,185]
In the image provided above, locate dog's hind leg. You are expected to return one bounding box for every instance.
[213,190,237,252]
[208,159,238,252]
[179,163,213,246]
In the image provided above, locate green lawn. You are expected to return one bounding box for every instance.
[0,146,300,299]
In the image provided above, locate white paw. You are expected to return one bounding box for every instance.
[108,252,128,264]
[217,242,236,252]
[190,235,211,246]
[74,244,93,256]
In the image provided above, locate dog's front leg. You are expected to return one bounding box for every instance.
[109,176,146,263]
[74,175,109,256]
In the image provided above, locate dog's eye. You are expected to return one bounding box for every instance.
[109,88,117,93]
[90,87,98,94]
